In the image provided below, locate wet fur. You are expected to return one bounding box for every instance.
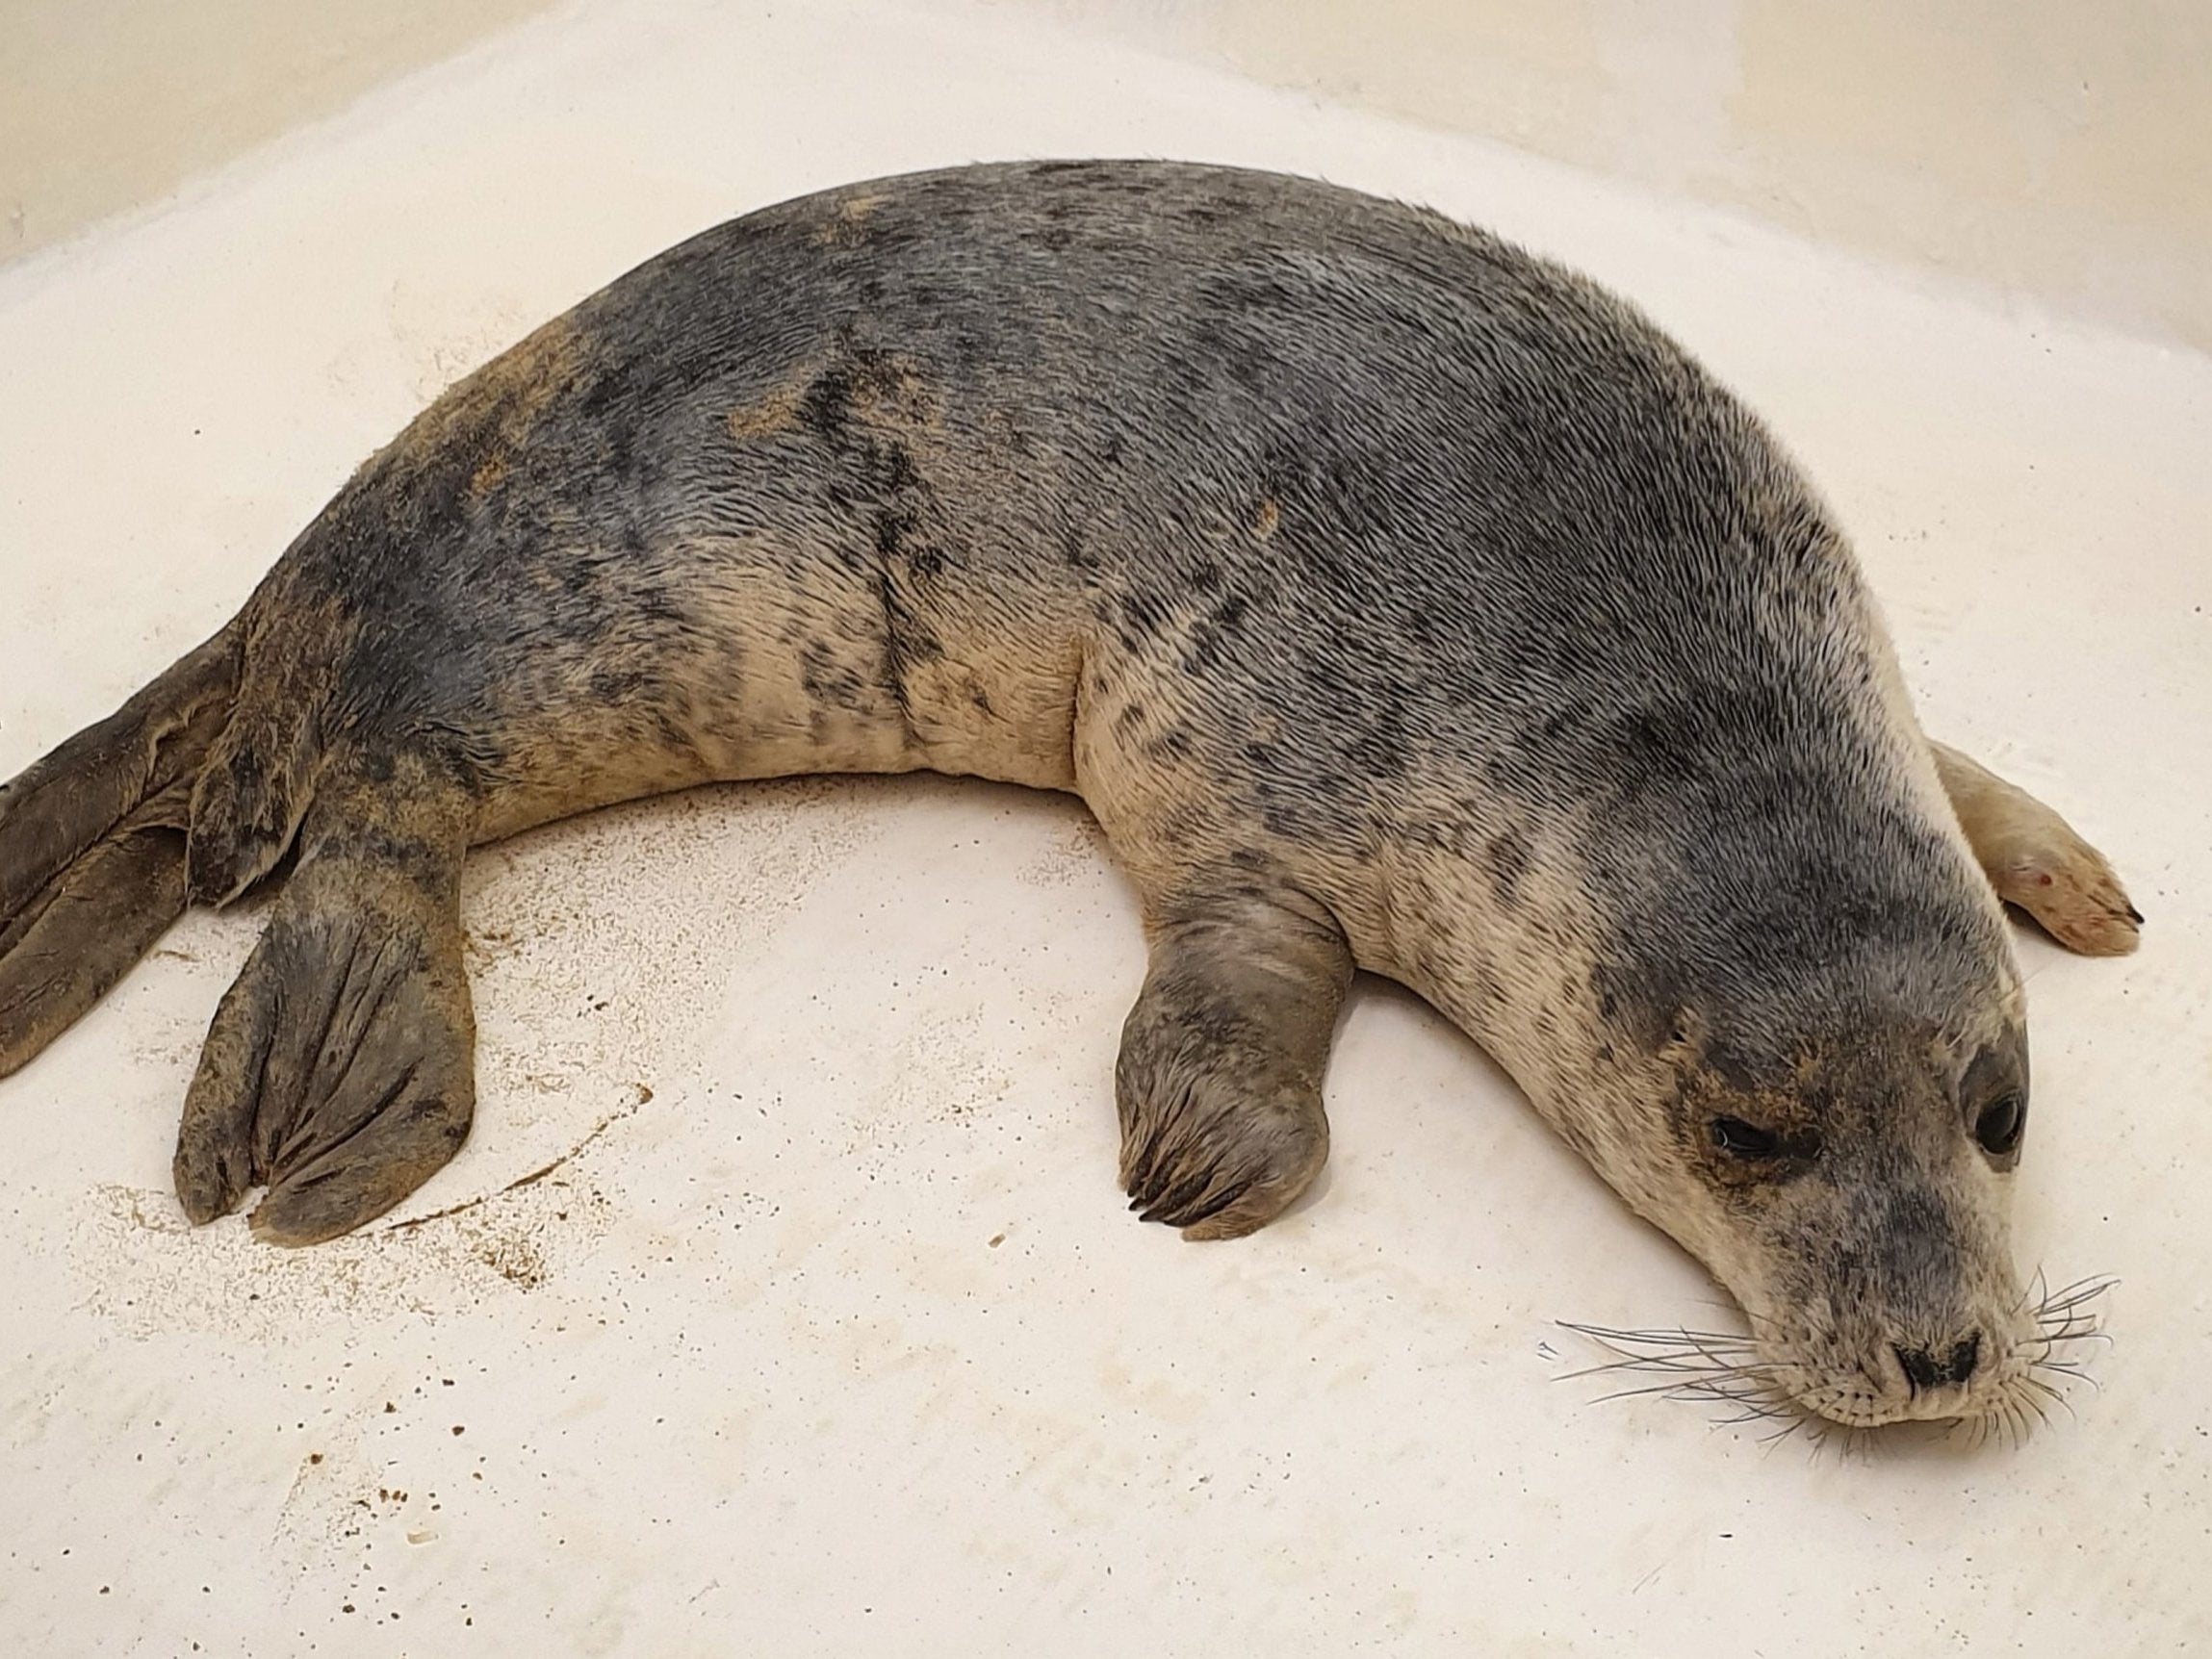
[0,162,2140,1425]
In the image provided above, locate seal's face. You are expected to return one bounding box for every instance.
[1565,995,2044,1433]
[1628,1011,2045,1428]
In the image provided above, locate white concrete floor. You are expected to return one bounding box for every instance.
[2,1,2207,1653]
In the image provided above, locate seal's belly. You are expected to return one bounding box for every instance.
[666,540,1087,791]
[452,523,1089,845]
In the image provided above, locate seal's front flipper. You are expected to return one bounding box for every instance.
[0,627,237,1078]
[1116,880,1353,1240]
[173,754,476,1245]
[1930,742,2142,957]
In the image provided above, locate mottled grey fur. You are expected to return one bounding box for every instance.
[0,162,2139,1428]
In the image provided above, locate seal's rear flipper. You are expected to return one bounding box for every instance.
[0,798,191,1078]
[172,753,476,1245]
[0,628,237,1078]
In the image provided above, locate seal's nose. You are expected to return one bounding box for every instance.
[1894,1332,1981,1391]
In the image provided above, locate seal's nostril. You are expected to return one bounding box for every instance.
[1949,1333,1982,1384]
[1894,1344,1942,1391]
[1896,1336,1980,1391]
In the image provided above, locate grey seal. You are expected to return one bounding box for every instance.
[0,161,2140,1428]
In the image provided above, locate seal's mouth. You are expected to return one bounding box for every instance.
[1559,1274,2114,1442]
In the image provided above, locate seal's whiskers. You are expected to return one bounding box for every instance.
[1565,1275,2116,1444]
[1556,1320,1800,1429]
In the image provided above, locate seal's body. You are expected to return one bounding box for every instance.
[0,162,2138,1427]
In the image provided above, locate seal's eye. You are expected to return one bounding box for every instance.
[1974,1092,2025,1158]
[1709,1116,1780,1160]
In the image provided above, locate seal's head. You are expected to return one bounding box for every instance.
[1569,912,2090,1432]
[1653,1002,2045,1428]
[1540,740,2110,1433]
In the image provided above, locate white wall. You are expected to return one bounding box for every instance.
[4,0,2207,350]
[1013,0,2212,352]
[0,0,559,264]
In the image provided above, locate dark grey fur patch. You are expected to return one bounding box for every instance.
[1484,830,1530,908]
